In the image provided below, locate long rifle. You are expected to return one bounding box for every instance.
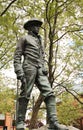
[16,79,20,127]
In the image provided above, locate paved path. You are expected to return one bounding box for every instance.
[32,125,79,130]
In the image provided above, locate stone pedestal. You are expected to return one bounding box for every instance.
[30,125,79,130]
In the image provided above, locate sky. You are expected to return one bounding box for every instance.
[2,68,16,79]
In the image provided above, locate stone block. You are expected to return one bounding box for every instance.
[30,125,79,130]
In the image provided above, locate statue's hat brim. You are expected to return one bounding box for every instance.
[24,18,43,30]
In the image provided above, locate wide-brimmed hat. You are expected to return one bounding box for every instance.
[24,18,43,30]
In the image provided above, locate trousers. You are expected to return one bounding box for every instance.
[20,64,54,99]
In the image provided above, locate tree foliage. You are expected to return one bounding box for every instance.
[0,0,83,128]
[57,93,83,125]
[0,84,15,113]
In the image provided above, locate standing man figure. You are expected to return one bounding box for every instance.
[14,18,68,130]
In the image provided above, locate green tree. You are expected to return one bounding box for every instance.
[30,0,83,128]
[0,0,83,128]
[57,93,82,125]
[0,85,16,114]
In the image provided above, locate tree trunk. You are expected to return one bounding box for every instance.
[29,94,44,129]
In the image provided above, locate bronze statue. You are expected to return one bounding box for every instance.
[14,18,68,130]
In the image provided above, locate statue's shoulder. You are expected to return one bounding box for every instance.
[17,36,25,42]
[17,35,29,43]
[24,34,34,44]
[24,33,31,40]
[16,36,26,48]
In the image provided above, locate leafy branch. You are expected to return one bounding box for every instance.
[0,0,17,16]
[54,81,83,105]
[53,28,83,44]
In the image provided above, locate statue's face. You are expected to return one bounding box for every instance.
[30,25,40,34]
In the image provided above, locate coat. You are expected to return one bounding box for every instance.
[14,31,45,79]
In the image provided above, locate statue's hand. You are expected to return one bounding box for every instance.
[17,75,26,85]
[43,70,48,75]
[20,76,26,85]
[42,67,48,76]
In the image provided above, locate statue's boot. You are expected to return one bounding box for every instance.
[44,96,69,130]
[16,97,28,130]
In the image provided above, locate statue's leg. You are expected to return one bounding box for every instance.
[36,67,68,130]
[44,96,68,130]
[16,65,37,130]
[16,97,29,130]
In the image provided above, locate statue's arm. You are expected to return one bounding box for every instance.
[13,37,25,79]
